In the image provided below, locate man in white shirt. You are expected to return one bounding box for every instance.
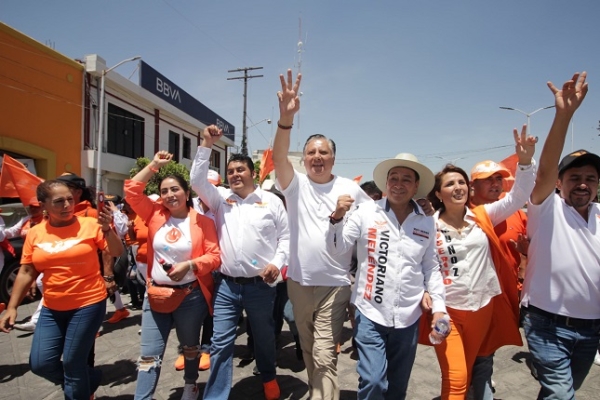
[272,70,372,400]
[328,153,447,400]
[190,126,289,400]
[522,71,600,399]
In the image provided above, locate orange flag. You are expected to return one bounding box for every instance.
[259,148,274,183]
[353,175,363,184]
[499,153,518,192]
[0,155,43,205]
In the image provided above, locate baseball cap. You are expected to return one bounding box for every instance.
[558,149,600,175]
[470,161,511,181]
[56,173,87,189]
[104,194,123,204]
[207,170,222,186]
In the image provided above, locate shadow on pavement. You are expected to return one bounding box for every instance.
[229,374,309,399]
[97,359,138,387]
[0,362,30,383]
[100,313,142,336]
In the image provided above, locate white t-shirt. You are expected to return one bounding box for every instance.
[522,193,600,319]
[151,215,195,285]
[278,170,372,286]
[328,198,446,328]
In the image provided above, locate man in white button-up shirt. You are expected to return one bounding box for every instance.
[190,126,289,400]
[328,153,446,400]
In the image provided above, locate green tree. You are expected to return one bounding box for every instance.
[254,160,261,185]
[129,157,192,195]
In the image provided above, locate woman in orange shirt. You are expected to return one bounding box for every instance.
[125,151,220,400]
[0,180,124,399]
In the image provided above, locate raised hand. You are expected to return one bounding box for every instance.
[547,71,588,116]
[152,150,173,168]
[332,194,355,220]
[201,125,223,148]
[277,69,302,121]
[513,124,537,165]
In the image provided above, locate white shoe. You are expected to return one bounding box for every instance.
[13,321,36,332]
[594,351,600,366]
[181,383,199,400]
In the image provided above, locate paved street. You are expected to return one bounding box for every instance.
[1,296,599,399]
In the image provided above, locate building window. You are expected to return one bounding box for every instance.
[169,131,180,162]
[210,149,221,173]
[183,136,191,159]
[107,104,144,159]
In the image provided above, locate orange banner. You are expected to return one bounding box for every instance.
[259,148,274,183]
[0,155,43,205]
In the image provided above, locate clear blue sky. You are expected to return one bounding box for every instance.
[3,1,599,180]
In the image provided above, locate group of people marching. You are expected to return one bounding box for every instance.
[1,69,599,400]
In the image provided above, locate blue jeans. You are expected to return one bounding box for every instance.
[523,308,600,400]
[203,276,277,400]
[134,286,207,400]
[354,309,419,400]
[30,300,106,400]
[471,354,494,400]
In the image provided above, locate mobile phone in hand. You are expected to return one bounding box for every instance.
[97,191,105,211]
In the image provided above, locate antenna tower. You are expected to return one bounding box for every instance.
[294,17,306,151]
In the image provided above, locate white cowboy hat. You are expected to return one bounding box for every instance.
[373,153,435,198]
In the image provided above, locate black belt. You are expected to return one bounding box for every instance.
[220,273,262,285]
[523,305,600,329]
[152,280,198,290]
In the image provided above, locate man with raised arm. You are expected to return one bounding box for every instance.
[272,70,372,400]
[521,71,600,399]
[190,125,289,400]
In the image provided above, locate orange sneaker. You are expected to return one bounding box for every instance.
[263,379,280,400]
[199,352,210,371]
[107,308,130,324]
[174,354,185,371]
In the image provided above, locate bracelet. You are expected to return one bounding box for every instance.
[101,226,112,233]
[103,275,115,282]
[277,121,293,130]
[329,212,343,225]
[188,260,195,272]
[149,165,159,173]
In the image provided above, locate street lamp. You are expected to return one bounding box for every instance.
[248,118,272,129]
[499,105,555,135]
[95,56,141,195]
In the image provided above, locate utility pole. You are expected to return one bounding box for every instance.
[227,67,263,156]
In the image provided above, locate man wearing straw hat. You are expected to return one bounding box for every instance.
[327,152,447,400]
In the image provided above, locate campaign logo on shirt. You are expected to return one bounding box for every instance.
[373,220,388,229]
[254,201,268,208]
[165,227,182,244]
[37,239,83,254]
[412,228,430,239]
[224,199,237,206]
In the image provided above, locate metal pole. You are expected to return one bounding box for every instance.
[94,56,141,195]
[95,71,107,195]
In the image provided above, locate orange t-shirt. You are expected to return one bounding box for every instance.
[124,215,149,264]
[21,217,108,311]
[74,201,97,218]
